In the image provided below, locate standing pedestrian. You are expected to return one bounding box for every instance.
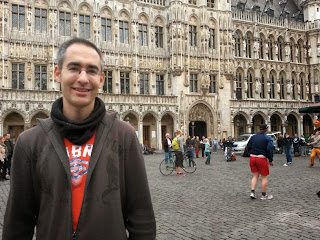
[307,128,320,168]
[201,136,206,158]
[174,129,185,176]
[0,136,8,181]
[299,135,307,156]
[204,138,212,165]
[163,133,172,164]
[195,136,200,158]
[3,38,156,239]
[277,133,284,154]
[247,124,274,200]
[3,133,13,175]
[292,133,300,156]
[283,133,293,166]
[212,137,218,153]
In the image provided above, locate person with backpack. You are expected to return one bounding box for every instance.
[172,129,185,176]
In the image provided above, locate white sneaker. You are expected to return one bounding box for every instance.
[283,163,288,166]
[261,194,273,200]
[250,192,256,199]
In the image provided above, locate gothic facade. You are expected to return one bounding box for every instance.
[0,0,319,149]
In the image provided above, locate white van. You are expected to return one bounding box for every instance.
[232,132,281,154]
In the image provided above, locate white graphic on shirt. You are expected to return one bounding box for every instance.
[66,144,93,187]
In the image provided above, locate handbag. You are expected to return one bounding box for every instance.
[231,152,236,161]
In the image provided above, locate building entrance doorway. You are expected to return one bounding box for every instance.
[189,121,207,138]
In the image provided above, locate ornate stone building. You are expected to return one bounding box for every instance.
[0,0,319,149]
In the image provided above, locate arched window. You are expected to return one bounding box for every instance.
[269,72,276,99]
[261,71,266,98]
[278,37,284,61]
[78,4,91,39]
[292,73,297,100]
[290,38,295,62]
[267,36,275,60]
[59,3,72,36]
[236,69,243,100]
[245,32,253,58]
[297,39,303,63]
[189,25,197,47]
[234,31,241,57]
[247,70,254,98]
[279,72,285,99]
[101,8,112,42]
[300,74,305,100]
[259,34,265,59]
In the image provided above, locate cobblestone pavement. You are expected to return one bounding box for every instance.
[1,150,320,239]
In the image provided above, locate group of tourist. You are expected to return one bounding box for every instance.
[277,131,320,167]
[0,133,13,181]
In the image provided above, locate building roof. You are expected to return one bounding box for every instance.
[231,0,302,19]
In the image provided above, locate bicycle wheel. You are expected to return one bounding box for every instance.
[182,157,197,173]
[159,159,174,176]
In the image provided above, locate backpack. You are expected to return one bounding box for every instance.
[172,137,180,150]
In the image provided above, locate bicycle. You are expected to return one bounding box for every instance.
[159,151,197,175]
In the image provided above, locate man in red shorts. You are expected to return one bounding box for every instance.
[247,124,274,200]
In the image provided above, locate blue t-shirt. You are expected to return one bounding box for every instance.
[205,142,211,153]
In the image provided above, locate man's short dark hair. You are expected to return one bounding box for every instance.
[57,37,103,70]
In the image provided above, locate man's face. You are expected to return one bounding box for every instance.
[54,43,104,113]
[5,134,10,140]
[0,138,4,143]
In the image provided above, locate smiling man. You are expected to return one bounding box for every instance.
[3,38,156,240]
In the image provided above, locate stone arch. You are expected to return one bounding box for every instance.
[154,15,165,26]
[78,2,93,14]
[287,112,299,136]
[122,111,139,132]
[188,14,200,24]
[118,9,131,21]
[2,109,26,122]
[141,111,158,121]
[30,111,49,127]
[121,110,139,121]
[251,112,267,133]
[29,109,50,120]
[233,112,249,136]
[2,110,26,143]
[100,6,113,17]
[35,0,49,8]
[188,101,214,138]
[159,110,176,120]
[138,12,149,23]
[160,112,174,143]
[58,0,72,10]
[302,114,313,137]
[142,112,157,148]
[208,18,217,28]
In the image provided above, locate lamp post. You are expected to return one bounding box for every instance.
[191,121,195,137]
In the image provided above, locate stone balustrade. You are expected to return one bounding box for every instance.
[0,89,178,106]
[232,9,306,31]
[230,99,313,111]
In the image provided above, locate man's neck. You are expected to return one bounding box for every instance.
[63,107,93,122]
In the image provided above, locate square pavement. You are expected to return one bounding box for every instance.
[1,150,320,239]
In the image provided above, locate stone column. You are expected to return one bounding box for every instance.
[299,115,303,136]
[138,120,143,145]
[157,120,162,150]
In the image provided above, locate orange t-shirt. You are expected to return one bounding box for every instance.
[64,133,96,231]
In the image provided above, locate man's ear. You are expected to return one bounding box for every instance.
[54,65,61,83]
[99,71,105,89]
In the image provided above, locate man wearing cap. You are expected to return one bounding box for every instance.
[247,124,274,200]
[307,127,320,168]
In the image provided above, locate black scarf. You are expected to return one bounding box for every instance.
[51,97,106,145]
